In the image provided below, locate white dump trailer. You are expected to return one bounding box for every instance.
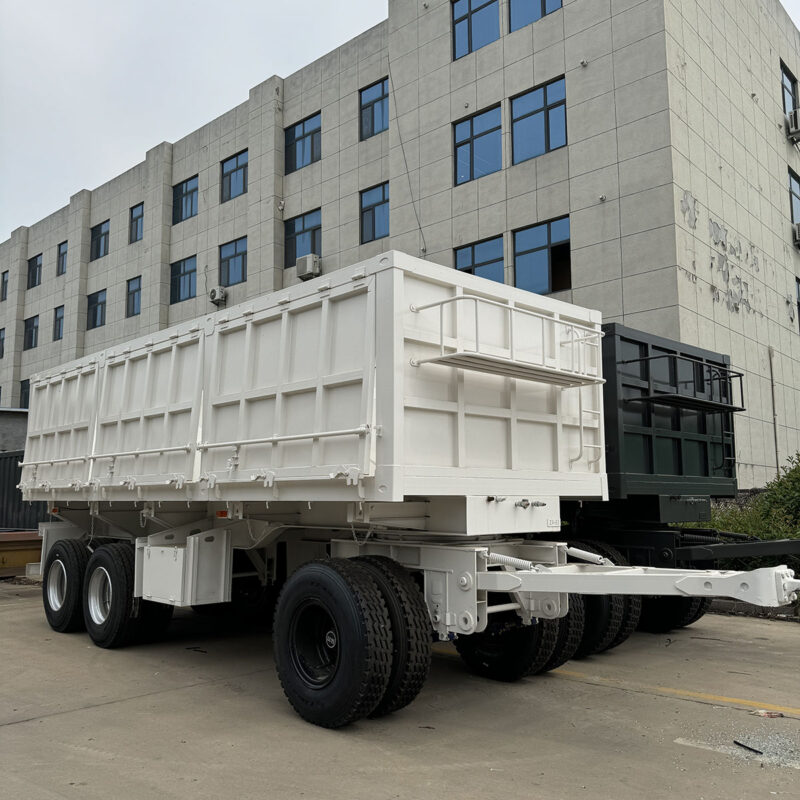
[21,252,799,727]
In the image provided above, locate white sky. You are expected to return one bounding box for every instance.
[1,0,799,243]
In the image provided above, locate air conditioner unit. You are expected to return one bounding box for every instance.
[296,254,321,281]
[793,222,800,249]
[209,286,227,305]
[787,109,800,143]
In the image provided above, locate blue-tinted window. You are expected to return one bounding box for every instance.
[361,78,389,140]
[1,271,8,301]
[514,217,571,294]
[20,379,30,409]
[0,328,5,358]
[455,236,504,283]
[455,105,502,184]
[27,254,42,289]
[510,0,562,32]
[221,150,248,202]
[87,290,106,330]
[512,77,566,164]
[170,257,196,304]
[126,276,141,318]
[782,62,798,115]
[286,113,322,174]
[453,0,500,59]
[173,176,198,224]
[220,237,247,286]
[791,169,800,224]
[23,316,38,350]
[285,210,322,267]
[53,306,64,341]
[361,183,390,244]
[57,241,68,275]
[129,203,144,243]
[90,220,110,261]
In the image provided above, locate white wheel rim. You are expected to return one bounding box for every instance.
[47,559,67,612]
[87,566,113,625]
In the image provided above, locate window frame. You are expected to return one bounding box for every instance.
[89,220,110,261]
[86,290,107,331]
[360,183,390,244]
[53,306,64,341]
[509,0,562,33]
[126,276,142,318]
[452,0,500,60]
[454,104,503,185]
[129,203,144,243]
[0,328,5,359]
[790,168,800,224]
[56,241,68,276]
[513,216,571,295]
[511,76,567,165]
[360,78,389,140]
[284,209,322,268]
[20,379,30,410]
[1,271,7,301]
[27,254,42,289]
[170,256,197,304]
[221,150,249,203]
[23,315,39,350]
[782,61,798,116]
[285,112,322,174]
[454,235,505,284]
[219,237,248,287]
[173,176,199,225]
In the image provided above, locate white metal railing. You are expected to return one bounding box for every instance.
[196,425,372,453]
[409,295,603,381]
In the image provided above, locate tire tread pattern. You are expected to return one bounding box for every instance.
[356,556,432,717]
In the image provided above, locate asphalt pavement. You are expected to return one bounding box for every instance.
[1,580,798,800]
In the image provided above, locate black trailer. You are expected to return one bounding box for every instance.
[560,324,800,634]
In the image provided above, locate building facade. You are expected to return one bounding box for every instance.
[1,0,799,488]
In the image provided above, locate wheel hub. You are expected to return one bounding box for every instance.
[47,559,67,612]
[289,600,341,689]
[87,566,113,626]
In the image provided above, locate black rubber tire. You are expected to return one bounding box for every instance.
[570,542,625,658]
[136,600,174,642]
[585,541,642,651]
[82,543,137,649]
[524,618,561,676]
[355,556,432,717]
[42,539,89,633]
[541,593,586,673]
[454,611,555,683]
[273,559,392,728]
[684,597,712,627]
[637,596,703,633]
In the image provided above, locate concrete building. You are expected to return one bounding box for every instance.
[1,0,799,488]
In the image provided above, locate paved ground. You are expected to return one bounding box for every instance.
[1,581,798,800]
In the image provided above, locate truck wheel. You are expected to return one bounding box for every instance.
[454,610,556,682]
[273,559,392,728]
[637,596,705,633]
[570,542,625,658]
[136,600,174,642]
[541,594,586,672]
[83,543,137,649]
[355,556,432,717]
[585,542,642,651]
[42,539,89,633]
